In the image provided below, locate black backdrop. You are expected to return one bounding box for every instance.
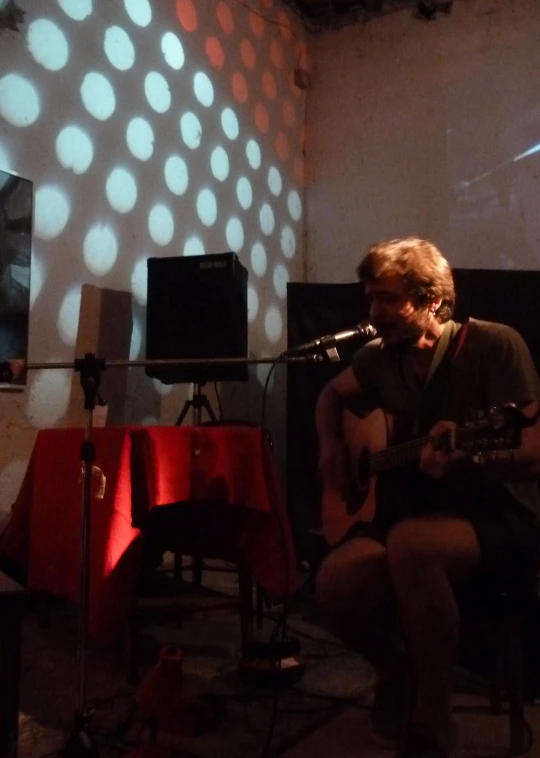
[286,269,540,559]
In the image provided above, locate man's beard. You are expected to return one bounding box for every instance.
[378,310,431,347]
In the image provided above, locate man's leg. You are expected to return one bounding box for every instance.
[386,515,481,751]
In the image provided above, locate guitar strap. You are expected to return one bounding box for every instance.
[413,317,471,436]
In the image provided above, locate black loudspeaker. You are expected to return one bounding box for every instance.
[145,253,248,384]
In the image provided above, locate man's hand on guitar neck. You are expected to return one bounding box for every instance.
[419,420,467,479]
[318,438,349,494]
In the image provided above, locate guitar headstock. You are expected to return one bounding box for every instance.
[457,403,525,453]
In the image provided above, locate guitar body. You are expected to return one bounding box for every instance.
[321,408,394,547]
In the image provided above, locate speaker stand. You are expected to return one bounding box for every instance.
[175,382,217,426]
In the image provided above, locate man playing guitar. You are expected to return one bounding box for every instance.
[315,237,540,758]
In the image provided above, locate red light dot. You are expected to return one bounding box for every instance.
[232,72,249,103]
[240,38,256,70]
[217,1,234,34]
[255,103,270,133]
[249,11,265,39]
[176,0,197,32]
[206,37,225,70]
[275,132,289,161]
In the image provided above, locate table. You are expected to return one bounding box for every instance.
[0,425,299,643]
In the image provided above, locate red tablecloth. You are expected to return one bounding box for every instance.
[0,425,299,643]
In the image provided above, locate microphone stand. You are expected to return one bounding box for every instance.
[0,350,323,758]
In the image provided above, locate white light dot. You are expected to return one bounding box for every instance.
[164,155,188,195]
[260,203,275,236]
[81,72,116,121]
[27,19,69,71]
[152,377,173,395]
[268,166,282,196]
[130,318,142,359]
[83,223,118,275]
[194,72,214,107]
[126,117,154,161]
[131,258,148,305]
[196,189,217,226]
[26,369,71,427]
[35,185,70,240]
[226,218,244,252]
[265,305,283,344]
[57,0,92,22]
[180,112,202,149]
[149,204,174,246]
[237,177,252,210]
[273,264,289,300]
[184,236,205,256]
[281,225,296,259]
[288,189,303,221]
[210,146,229,181]
[124,0,151,27]
[56,125,94,174]
[256,362,275,390]
[29,254,45,307]
[0,74,40,127]
[0,142,10,170]
[104,26,135,70]
[145,71,171,113]
[106,167,137,213]
[221,108,239,140]
[57,286,82,346]
[247,285,258,323]
[246,139,261,169]
[161,31,184,70]
[251,242,267,277]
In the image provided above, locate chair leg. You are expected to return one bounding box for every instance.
[506,613,526,755]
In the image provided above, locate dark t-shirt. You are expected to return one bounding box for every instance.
[351,318,540,526]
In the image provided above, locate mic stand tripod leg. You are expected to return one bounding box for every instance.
[63,353,104,758]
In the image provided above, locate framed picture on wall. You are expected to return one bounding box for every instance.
[0,169,32,389]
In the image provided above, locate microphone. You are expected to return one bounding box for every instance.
[283,322,377,357]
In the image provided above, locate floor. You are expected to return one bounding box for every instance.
[14,560,540,758]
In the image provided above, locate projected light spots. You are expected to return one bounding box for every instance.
[127,117,154,160]
[250,11,265,39]
[124,0,151,27]
[273,263,288,299]
[251,241,267,277]
[149,204,174,245]
[246,139,261,169]
[35,185,70,240]
[197,189,217,226]
[265,305,282,344]
[237,177,253,209]
[232,72,248,104]
[57,0,92,22]
[176,0,197,32]
[256,361,275,390]
[217,2,234,34]
[184,236,205,256]
[27,19,69,71]
[0,143,10,170]
[281,225,296,259]
[145,72,171,113]
[81,73,115,121]
[270,40,284,70]
[210,146,229,181]
[104,26,135,71]
[283,100,296,127]
[255,104,269,134]
[241,39,256,70]
[0,74,40,126]
[106,167,137,213]
[131,258,148,305]
[262,72,277,100]
[180,112,202,149]
[56,125,94,174]
[247,284,258,323]
[268,166,282,196]
[206,37,224,70]
[194,72,214,107]
[27,369,70,427]
[288,189,302,220]
[130,318,142,359]
[276,132,289,161]
[83,223,118,275]
[29,254,45,307]
[226,217,244,252]
[260,203,275,235]
[221,108,239,140]
[58,286,82,346]
[152,377,173,396]
[278,10,292,41]
[165,155,188,195]
[161,32,185,70]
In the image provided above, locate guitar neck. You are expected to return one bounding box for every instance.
[370,435,431,473]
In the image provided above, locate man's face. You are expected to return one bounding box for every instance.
[365,275,432,345]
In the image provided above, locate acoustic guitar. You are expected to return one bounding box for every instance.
[321,403,525,546]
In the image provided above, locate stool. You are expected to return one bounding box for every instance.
[0,571,29,758]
